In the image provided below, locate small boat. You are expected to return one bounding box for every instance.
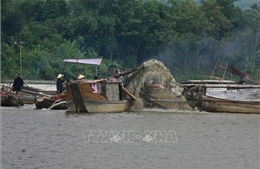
[34,96,67,110]
[181,80,260,114]
[1,93,22,106]
[1,84,56,105]
[1,85,24,106]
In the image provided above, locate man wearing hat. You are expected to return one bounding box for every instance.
[77,74,85,83]
[12,74,24,102]
[56,74,64,94]
[78,74,84,80]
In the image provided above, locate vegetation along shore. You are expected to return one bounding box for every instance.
[1,0,259,82]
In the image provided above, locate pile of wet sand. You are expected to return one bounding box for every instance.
[124,59,193,111]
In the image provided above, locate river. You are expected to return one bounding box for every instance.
[1,84,259,169]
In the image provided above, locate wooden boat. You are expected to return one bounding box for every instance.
[62,58,132,113]
[181,80,260,114]
[35,96,67,110]
[1,85,24,106]
[66,79,129,113]
[22,85,57,96]
[1,93,21,106]
[64,58,198,112]
[1,84,57,105]
[22,85,62,108]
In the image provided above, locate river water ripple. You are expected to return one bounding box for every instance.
[1,105,259,169]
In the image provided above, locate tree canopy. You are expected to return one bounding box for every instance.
[1,0,260,82]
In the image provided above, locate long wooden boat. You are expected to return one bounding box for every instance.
[66,79,129,113]
[1,84,56,105]
[181,80,260,114]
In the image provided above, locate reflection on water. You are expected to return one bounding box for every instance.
[1,105,259,169]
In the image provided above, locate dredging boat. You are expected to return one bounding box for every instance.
[63,58,131,113]
[66,79,129,113]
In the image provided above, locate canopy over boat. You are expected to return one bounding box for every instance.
[63,58,103,65]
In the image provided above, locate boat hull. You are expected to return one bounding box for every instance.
[66,99,128,113]
[35,97,67,110]
[182,84,260,114]
[189,96,260,114]
[1,95,20,106]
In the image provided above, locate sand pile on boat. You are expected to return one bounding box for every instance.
[125,59,193,111]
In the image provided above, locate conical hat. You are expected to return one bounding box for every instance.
[57,74,64,78]
[78,74,85,80]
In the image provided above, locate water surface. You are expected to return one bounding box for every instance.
[1,105,259,169]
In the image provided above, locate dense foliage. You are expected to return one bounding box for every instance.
[1,0,260,82]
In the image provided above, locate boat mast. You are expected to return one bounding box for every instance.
[19,34,23,77]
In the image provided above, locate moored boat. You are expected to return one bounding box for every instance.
[1,85,24,106]
[1,94,21,106]
[1,84,57,105]
[181,80,260,114]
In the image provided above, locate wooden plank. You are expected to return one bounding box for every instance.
[181,80,235,84]
[204,84,260,88]
[70,83,88,112]
[180,84,260,88]
[122,86,136,100]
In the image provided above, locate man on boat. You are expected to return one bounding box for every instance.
[12,73,24,105]
[56,74,65,94]
[238,77,245,84]
[78,75,85,83]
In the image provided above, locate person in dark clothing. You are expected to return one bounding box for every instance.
[238,77,245,84]
[12,74,24,105]
[56,74,64,94]
[12,74,24,93]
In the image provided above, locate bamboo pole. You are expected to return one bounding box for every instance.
[222,63,228,84]
[19,34,22,77]
[210,59,219,80]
